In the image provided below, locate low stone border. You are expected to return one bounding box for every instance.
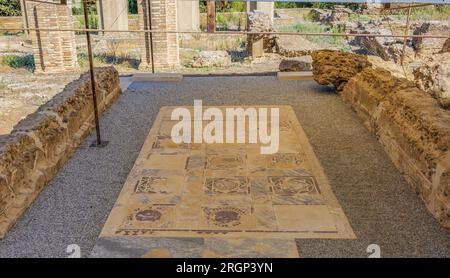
[312,50,450,229]
[0,67,122,238]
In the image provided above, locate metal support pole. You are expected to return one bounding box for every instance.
[82,0,106,147]
[147,0,155,73]
[401,5,412,66]
[21,0,30,35]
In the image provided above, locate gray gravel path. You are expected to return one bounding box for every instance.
[0,76,449,257]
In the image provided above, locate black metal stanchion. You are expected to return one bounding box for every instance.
[82,0,108,147]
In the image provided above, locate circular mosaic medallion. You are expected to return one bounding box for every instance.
[282,177,315,195]
[214,179,240,194]
[135,209,162,222]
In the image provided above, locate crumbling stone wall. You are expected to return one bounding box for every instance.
[26,0,78,73]
[247,11,277,58]
[342,69,450,228]
[312,50,450,229]
[138,0,179,70]
[0,67,121,238]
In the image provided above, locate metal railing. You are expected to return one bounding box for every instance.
[2,0,449,146]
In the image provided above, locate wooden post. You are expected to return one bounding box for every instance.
[207,0,216,33]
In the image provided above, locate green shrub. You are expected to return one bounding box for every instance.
[275,2,305,9]
[293,23,346,47]
[128,0,138,14]
[0,55,35,71]
[77,52,109,67]
[216,14,227,30]
[0,0,21,16]
[88,11,98,29]
[229,2,245,12]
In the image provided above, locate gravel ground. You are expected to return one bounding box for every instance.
[0,76,449,257]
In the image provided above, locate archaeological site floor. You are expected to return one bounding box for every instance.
[0,76,449,257]
[91,106,354,257]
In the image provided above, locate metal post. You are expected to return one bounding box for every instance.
[21,0,30,35]
[82,0,106,147]
[147,0,155,73]
[401,5,412,66]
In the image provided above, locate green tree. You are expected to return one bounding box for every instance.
[0,0,21,16]
[128,0,137,14]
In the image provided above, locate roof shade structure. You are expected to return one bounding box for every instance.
[223,0,449,4]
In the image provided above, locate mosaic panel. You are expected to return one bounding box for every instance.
[99,106,355,241]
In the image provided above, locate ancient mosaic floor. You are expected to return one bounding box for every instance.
[93,106,355,258]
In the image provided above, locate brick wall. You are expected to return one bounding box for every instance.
[26,0,78,73]
[138,0,179,70]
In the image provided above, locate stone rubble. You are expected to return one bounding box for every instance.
[279,56,313,72]
[414,52,450,109]
[191,51,231,68]
[308,9,331,23]
[276,35,324,57]
[247,11,277,57]
[350,20,416,63]
[327,6,353,23]
[308,6,352,25]
[412,22,450,58]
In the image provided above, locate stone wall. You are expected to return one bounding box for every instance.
[138,0,179,70]
[26,0,78,73]
[312,50,450,228]
[0,67,121,238]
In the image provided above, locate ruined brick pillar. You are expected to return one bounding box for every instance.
[26,0,78,73]
[138,0,179,70]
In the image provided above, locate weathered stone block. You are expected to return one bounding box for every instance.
[311,50,372,91]
[279,57,312,72]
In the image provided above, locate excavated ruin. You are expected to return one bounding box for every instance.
[0,67,121,238]
[311,50,450,228]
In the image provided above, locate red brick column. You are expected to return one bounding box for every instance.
[26,0,78,73]
[138,0,179,70]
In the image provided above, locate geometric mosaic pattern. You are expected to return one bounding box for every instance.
[97,106,355,257]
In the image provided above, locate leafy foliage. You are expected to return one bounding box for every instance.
[200,1,245,13]
[0,0,21,16]
[275,2,359,10]
[0,55,35,71]
[128,0,138,14]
